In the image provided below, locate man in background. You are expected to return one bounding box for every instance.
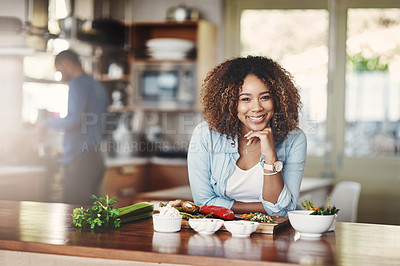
[39,49,108,205]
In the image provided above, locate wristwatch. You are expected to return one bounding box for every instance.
[263,160,284,173]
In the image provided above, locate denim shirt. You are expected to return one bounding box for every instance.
[43,74,108,164]
[187,121,307,217]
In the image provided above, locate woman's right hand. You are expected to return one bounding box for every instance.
[244,127,277,163]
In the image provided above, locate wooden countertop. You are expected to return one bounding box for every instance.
[0,200,399,265]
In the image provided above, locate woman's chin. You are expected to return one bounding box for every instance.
[247,123,268,132]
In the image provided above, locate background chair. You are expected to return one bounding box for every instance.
[328,181,361,222]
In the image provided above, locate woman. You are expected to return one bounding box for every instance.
[187,55,307,217]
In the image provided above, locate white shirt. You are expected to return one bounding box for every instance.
[225,163,264,202]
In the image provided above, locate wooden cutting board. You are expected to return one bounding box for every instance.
[181,216,289,235]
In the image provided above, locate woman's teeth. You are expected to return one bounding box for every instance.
[248,114,265,122]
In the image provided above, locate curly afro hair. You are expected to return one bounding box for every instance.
[201,55,301,144]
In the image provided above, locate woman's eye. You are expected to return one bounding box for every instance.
[261,95,271,100]
[240,97,251,102]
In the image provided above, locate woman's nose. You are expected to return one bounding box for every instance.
[251,100,263,111]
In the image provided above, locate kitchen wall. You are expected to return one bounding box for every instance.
[0,0,29,164]
[112,0,225,63]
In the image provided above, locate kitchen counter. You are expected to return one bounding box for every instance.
[1,200,399,265]
[0,165,45,176]
[104,156,188,168]
[0,166,47,202]
[105,156,150,168]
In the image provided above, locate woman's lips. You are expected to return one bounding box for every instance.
[247,114,266,123]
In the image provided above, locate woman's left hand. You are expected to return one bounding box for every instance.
[244,127,277,162]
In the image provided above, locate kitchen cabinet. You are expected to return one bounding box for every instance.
[147,158,189,191]
[101,157,189,205]
[100,161,148,208]
[0,166,47,202]
[96,49,132,110]
[127,20,217,112]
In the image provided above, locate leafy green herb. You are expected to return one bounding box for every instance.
[309,196,339,215]
[72,195,121,229]
[72,195,154,230]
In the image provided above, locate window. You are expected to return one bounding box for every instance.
[22,53,68,124]
[226,0,400,225]
[240,9,329,157]
[345,9,400,157]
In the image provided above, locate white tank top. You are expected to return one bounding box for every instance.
[225,163,264,202]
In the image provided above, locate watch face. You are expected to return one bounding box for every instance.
[275,161,283,172]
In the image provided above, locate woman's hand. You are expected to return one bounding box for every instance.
[244,128,277,163]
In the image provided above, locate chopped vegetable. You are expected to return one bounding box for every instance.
[240,213,275,223]
[72,195,153,229]
[301,199,320,211]
[302,197,339,216]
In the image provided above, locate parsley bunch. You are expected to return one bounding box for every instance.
[72,195,121,229]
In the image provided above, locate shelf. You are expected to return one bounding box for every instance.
[98,74,130,82]
[108,105,197,113]
[132,58,196,63]
[24,77,64,84]
[126,20,216,113]
[0,47,35,56]
[130,21,199,59]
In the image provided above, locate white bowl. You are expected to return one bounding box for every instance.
[223,220,260,238]
[146,38,195,51]
[288,210,335,238]
[328,214,338,231]
[152,214,183,233]
[188,218,224,235]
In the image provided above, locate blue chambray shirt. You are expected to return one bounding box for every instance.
[43,74,108,164]
[187,121,307,217]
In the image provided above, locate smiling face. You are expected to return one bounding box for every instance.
[237,74,274,133]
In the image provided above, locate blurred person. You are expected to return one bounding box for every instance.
[38,49,108,205]
[188,55,307,217]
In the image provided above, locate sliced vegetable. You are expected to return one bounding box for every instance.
[200,205,235,220]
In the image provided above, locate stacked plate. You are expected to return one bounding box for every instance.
[146,38,195,60]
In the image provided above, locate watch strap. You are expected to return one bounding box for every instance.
[263,162,274,171]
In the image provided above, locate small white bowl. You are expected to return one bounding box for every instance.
[223,220,260,238]
[288,210,335,238]
[188,218,224,235]
[152,214,183,233]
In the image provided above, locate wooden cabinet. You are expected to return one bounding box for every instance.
[101,159,189,206]
[100,163,148,208]
[147,163,189,191]
[129,20,217,111]
[0,167,47,202]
